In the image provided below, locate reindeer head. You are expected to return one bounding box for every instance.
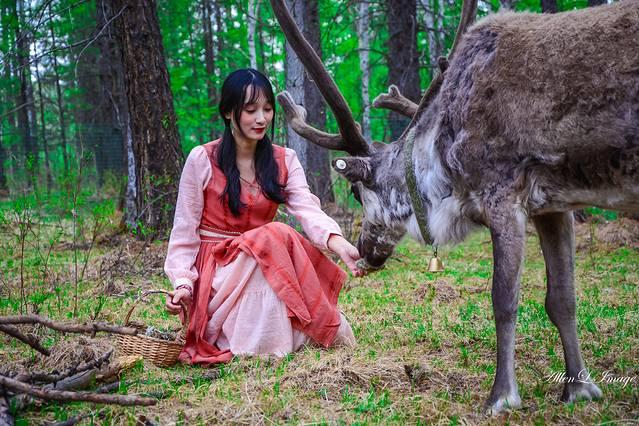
[333,146,416,267]
[270,0,477,269]
[278,91,416,268]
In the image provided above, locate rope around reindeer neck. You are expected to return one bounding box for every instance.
[403,127,432,245]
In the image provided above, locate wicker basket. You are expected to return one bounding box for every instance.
[116,289,188,367]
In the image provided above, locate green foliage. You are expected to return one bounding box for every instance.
[1,0,602,204]
[585,206,619,222]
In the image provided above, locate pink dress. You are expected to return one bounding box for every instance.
[164,139,355,365]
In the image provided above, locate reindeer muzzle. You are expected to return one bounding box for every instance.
[355,258,385,272]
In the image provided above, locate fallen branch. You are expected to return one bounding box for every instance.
[0,315,139,336]
[95,381,123,394]
[0,375,156,406]
[10,370,99,412]
[0,387,14,426]
[0,324,50,356]
[95,355,142,384]
[11,351,114,412]
[15,349,113,384]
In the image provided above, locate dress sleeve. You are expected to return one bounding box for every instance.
[284,148,343,250]
[164,145,212,290]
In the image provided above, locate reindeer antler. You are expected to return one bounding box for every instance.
[373,0,477,127]
[270,0,371,156]
[271,0,477,148]
[404,0,478,128]
[449,0,479,59]
[372,85,419,118]
[277,92,346,150]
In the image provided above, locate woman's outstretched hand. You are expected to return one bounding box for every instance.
[165,288,192,315]
[328,234,366,277]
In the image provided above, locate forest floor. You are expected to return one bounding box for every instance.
[1,212,638,425]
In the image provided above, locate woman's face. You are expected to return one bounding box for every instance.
[232,87,274,143]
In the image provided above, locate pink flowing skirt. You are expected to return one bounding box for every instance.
[204,251,355,357]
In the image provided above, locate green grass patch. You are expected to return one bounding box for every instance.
[1,216,638,424]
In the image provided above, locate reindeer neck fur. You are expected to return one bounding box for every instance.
[410,121,478,246]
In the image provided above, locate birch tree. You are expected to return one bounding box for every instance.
[248,0,261,70]
[284,0,333,203]
[357,0,371,141]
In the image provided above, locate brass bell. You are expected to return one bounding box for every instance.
[428,246,445,272]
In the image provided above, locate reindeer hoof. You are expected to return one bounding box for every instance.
[561,382,602,403]
[483,391,522,415]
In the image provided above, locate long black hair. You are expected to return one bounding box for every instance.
[217,68,286,216]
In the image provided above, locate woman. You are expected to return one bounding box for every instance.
[164,69,363,365]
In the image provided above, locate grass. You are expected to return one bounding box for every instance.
[1,215,638,425]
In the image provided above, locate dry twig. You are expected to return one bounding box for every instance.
[0,324,51,356]
[0,315,139,336]
[14,349,113,384]
[0,375,156,406]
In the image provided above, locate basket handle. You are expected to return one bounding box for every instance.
[124,289,189,334]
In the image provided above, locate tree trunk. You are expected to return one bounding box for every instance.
[423,0,437,80]
[112,0,183,237]
[257,7,266,73]
[436,0,446,62]
[500,0,516,10]
[357,0,371,141]
[93,0,129,215]
[541,0,558,13]
[214,1,225,61]
[187,13,204,145]
[201,0,217,141]
[15,0,38,184]
[248,0,260,70]
[0,139,6,193]
[386,0,420,140]
[33,56,52,193]
[48,3,69,176]
[285,0,334,204]
[421,0,450,77]
[69,1,127,189]
[1,2,17,192]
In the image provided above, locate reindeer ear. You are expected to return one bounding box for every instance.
[332,157,372,185]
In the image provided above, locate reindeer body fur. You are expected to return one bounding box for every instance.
[404,1,637,413]
[272,0,638,415]
[356,0,638,413]
[433,1,639,222]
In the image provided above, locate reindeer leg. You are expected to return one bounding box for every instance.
[484,208,526,415]
[533,212,602,403]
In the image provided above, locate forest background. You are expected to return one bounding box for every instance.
[0,0,605,236]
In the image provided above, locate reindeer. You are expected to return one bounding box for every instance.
[269,0,639,414]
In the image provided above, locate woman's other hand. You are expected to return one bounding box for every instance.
[165,288,192,315]
[328,234,366,277]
